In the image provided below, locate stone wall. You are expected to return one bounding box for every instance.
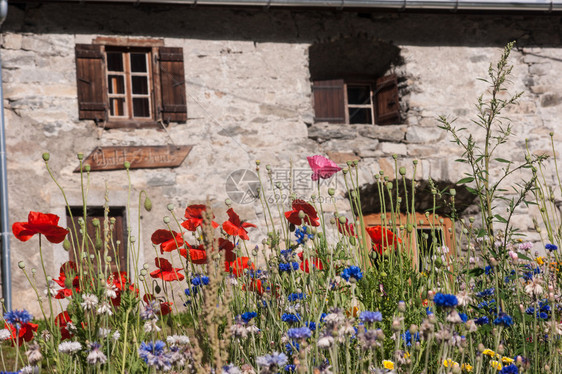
[2,2,562,312]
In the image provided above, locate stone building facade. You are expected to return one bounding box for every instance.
[2,2,562,312]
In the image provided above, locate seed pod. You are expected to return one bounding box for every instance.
[42,153,50,162]
[144,196,153,211]
[63,238,71,252]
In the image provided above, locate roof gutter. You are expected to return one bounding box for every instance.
[0,0,10,312]
[59,0,562,11]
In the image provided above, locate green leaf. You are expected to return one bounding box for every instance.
[467,267,485,277]
[495,158,512,163]
[457,177,475,184]
[476,229,487,238]
[494,214,508,223]
[517,253,533,262]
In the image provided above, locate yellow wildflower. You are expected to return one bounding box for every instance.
[536,257,545,265]
[382,360,395,370]
[403,352,411,359]
[462,363,473,372]
[501,357,514,364]
[490,360,503,370]
[346,306,359,317]
[482,349,496,357]
[443,359,459,368]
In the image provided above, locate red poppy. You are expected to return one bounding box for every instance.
[12,211,69,244]
[337,217,356,237]
[179,243,207,265]
[298,252,325,273]
[219,238,237,262]
[52,261,80,299]
[109,271,138,307]
[150,258,185,282]
[307,155,342,181]
[55,311,73,341]
[284,200,320,227]
[181,204,219,231]
[222,208,256,241]
[151,229,185,254]
[5,322,38,346]
[366,226,402,255]
[243,279,264,295]
[143,294,173,316]
[225,256,254,277]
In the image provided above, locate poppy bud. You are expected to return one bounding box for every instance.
[77,153,84,161]
[85,164,91,172]
[225,198,232,207]
[106,256,112,263]
[140,269,147,276]
[328,188,335,196]
[95,238,102,250]
[139,275,145,281]
[124,161,130,169]
[131,236,136,243]
[266,165,272,171]
[155,284,161,294]
[167,203,174,212]
[143,263,149,270]
[298,211,305,219]
[144,196,152,211]
[92,218,100,227]
[46,276,52,282]
[31,268,36,275]
[63,238,71,251]
[349,236,356,246]
[413,160,418,165]
[42,152,50,161]
[450,188,456,196]
[392,154,398,160]
[386,182,393,190]
[18,261,25,269]
[342,169,348,175]
[163,216,171,224]
[255,160,261,166]
[399,167,406,176]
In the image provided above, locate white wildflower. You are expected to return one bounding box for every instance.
[167,334,190,346]
[19,366,39,374]
[112,330,121,341]
[105,282,118,299]
[525,278,544,297]
[58,341,82,354]
[96,302,113,316]
[81,293,99,310]
[0,329,11,340]
[86,343,107,365]
[98,328,111,339]
[317,335,334,348]
[465,320,478,333]
[446,311,463,324]
[25,343,42,365]
[143,319,161,333]
[456,290,473,307]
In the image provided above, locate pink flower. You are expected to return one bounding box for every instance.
[307,155,341,181]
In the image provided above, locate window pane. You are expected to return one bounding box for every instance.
[130,53,147,73]
[349,108,372,124]
[108,75,125,94]
[107,52,124,72]
[133,98,150,118]
[110,98,125,117]
[347,85,371,105]
[132,76,148,95]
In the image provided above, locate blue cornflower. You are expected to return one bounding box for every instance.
[191,275,210,287]
[538,312,549,320]
[138,340,171,371]
[295,226,314,245]
[287,327,312,340]
[401,330,420,347]
[319,313,327,322]
[279,262,299,273]
[256,352,288,368]
[522,265,541,281]
[433,293,458,308]
[426,307,434,316]
[282,313,301,324]
[4,309,33,329]
[288,293,305,302]
[285,364,297,372]
[474,316,489,325]
[223,364,242,373]
[305,321,316,331]
[546,244,558,252]
[341,266,363,281]
[476,288,495,298]
[493,312,514,327]
[285,342,300,356]
[359,311,383,324]
[485,266,494,275]
[459,313,468,323]
[500,364,519,373]
[240,312,257,323]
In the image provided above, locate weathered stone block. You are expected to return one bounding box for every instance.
[406,126,444,143]
[358,125,406,142]
[378,142,407,156]
[307,124,357,142]
[2,33,22,49]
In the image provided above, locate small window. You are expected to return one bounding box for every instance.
[66,207,127,273]
[75,40,187,129]
[312,74,400,125]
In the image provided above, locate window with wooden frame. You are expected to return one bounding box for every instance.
[66,207,127,273]
[363,212,454,271]
[75,38,187,129]
[312,74,400,125]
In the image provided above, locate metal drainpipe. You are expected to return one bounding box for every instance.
[0,0,10,312]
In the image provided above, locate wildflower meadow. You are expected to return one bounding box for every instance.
[2,43,562,373]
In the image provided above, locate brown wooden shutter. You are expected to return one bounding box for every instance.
[75,44,107,121]
[312,79,346,123]
[67,207,127,273]
[374,74,400,125]
[158,47,187,123]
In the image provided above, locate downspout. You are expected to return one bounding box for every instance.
[0,0,10,311]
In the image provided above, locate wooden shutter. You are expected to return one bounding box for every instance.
[374,74,400,125]
[312,79,346,123]
[158,47,187,123]
[75,44,107,121]
[67,207,127,273]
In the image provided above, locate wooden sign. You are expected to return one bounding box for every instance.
[75,145,192,172]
